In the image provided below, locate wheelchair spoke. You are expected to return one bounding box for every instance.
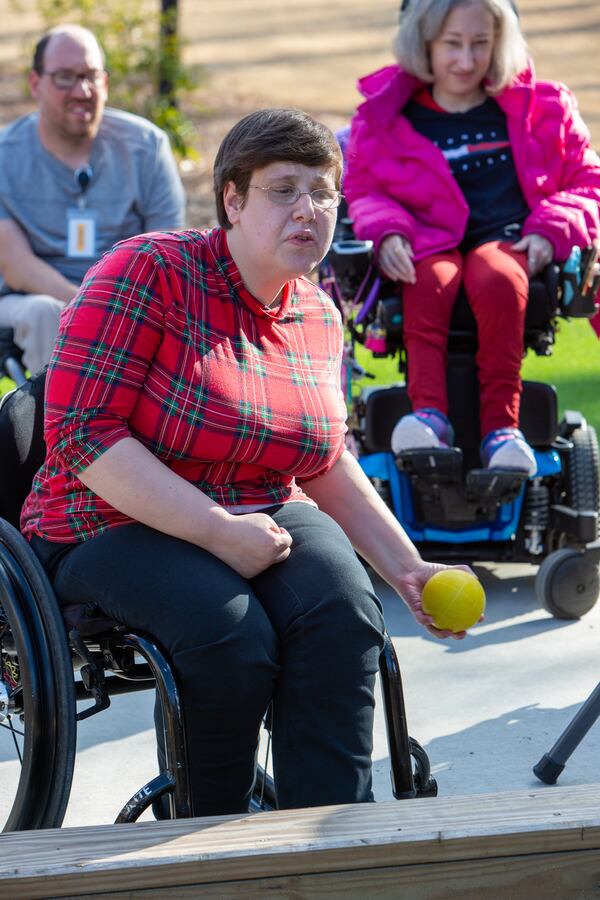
[7,721,23,763]
[1,646,24,762]
[0,520,78,832]
[0,625,36,826]
[0,719,25,742]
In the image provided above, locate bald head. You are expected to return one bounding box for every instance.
[33,25,105,74]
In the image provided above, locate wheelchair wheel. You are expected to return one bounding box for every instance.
[0,519,76,831]
[565,424,600,539]
[535,547,600,620]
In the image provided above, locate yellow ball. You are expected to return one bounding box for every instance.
[422,570,485,633]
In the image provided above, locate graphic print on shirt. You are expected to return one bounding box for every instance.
[440,135,511,173]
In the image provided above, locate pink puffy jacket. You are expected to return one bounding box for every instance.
[345,64,600,266]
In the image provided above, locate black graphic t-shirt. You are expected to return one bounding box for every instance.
[404,89,530,250]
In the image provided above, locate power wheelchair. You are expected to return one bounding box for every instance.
[0,365,436,833]
[320,221,600,620]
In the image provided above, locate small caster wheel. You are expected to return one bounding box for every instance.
[535,548,599,619]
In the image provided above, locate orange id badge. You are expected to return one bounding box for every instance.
[66,208,97,258]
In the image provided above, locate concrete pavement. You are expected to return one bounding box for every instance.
[372,562,600,801]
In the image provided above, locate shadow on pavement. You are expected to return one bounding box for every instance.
[420,701,600,796]
[74,689,155,753]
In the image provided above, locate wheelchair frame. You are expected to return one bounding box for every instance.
[320,226,600,620]
[0,372,436,833]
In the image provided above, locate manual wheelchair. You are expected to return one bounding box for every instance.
[320,221,600,620]
[0,366,436,833]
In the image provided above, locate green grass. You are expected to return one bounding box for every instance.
[353,317,600,435]
[522,318,600,435]
[0,376,17,397]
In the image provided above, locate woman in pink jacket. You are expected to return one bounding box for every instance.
[345,0,600,474]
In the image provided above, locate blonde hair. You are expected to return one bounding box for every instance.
[393,0,529,93]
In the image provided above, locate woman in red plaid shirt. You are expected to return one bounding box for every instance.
[22,108,468,816]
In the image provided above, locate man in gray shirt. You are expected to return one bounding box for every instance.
[0,24,186,374]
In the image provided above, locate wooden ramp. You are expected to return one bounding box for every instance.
[1,784,599,898]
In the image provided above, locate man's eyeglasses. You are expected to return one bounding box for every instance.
[249,185,343,210]
[41,69,106,91]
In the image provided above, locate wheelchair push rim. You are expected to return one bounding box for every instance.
[0,519,77,831]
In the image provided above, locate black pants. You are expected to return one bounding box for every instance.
[33,503,385,816]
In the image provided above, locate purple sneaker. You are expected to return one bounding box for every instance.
[391,408,454,454]
[481,427,537,476]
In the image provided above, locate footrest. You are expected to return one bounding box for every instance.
[465,468,527,505]
[396,454,526,525]
[396,447,463,483]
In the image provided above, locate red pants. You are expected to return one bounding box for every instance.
[402,241,529,436]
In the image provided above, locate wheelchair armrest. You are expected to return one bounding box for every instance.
[557,246,600,319]
[325,238,375,302]
[542,263,561,309]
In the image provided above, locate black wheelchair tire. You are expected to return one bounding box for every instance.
[0,567,50,831]
[565,424,600,540]
[0,518,76,830]
[535,547,600,620]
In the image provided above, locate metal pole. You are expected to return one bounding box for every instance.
[159,0,179,105]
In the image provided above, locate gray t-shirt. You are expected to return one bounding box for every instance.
[0,107,186,292]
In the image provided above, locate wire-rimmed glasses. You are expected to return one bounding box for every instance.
[249,185,343,210]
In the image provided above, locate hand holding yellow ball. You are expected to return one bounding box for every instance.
[421,569,485,633]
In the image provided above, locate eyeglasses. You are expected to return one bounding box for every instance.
[41,69,106,90]
[249,185,343,210]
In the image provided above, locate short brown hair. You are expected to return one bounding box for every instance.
[213,108,343,229]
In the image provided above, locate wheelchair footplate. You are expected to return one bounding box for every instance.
[396,447,463,482]
[396,448,527,526]
[465,468,527,505]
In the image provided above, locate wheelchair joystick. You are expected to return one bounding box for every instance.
[561,246,581,307]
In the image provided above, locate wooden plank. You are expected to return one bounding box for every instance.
[63,849,600,899]
[0,785,599,898]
